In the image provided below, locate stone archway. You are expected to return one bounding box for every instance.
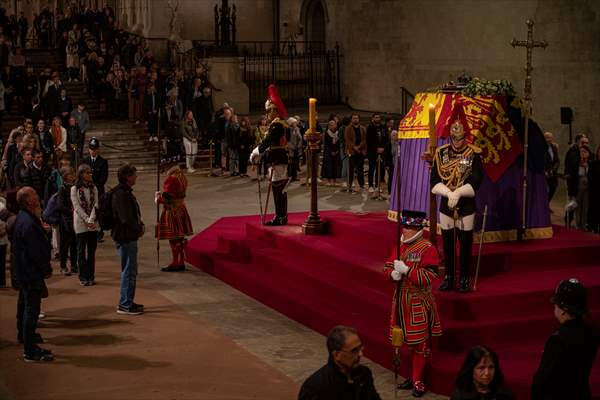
[300,0,328,50]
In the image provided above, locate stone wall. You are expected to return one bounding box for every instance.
[174,0,274,43]
[113,0,599,151]
[321,0,600,152]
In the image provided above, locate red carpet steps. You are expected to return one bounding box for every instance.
[185,211,600,398]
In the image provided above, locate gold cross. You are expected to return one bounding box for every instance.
[511,19,548,102]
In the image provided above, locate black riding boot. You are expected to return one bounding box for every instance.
[458,229,474,293]
[266,181,287,226]
[439,228,455,291]
[278,192,288,225]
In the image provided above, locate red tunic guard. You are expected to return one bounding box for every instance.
[383,209,442,397]
[156,166,193,272]
[384,239,442,346]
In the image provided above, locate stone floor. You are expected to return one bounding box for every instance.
[0,159,569,400]
[132,168,444,400]
[116,165,567,399]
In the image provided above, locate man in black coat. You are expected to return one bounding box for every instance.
[44,75,62,120]
[22,67,39,118]
[298,325,381,400]
[65,116,82,166]
[112,164,144,315]
[12,187,54,362]
[365,113,388,193]
[543,131,560,203]
[26,150,51,204]
[531,279,599,400]
[143,84,161,142]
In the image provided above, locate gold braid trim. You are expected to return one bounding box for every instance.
[434,146,474,190]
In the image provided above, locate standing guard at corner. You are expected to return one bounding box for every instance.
[251,84,290,226]
[383,210,442,398]
[430,118,483,293]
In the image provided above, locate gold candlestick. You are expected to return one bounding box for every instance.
[303,98,328,235]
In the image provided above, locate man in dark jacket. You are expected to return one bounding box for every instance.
[366,113,388,193]
[543,132,560,203]
[298,325,381,400]
[26,150,51,204]
[344,114,367,193]
[531,279,599,400]
[66,116,82,166]
[144,84,161,142]
[12,187,54,362]
[112,164,144,315]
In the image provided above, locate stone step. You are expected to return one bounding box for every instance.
[107,158,211,172]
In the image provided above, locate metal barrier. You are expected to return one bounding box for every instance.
[242,43,342,111]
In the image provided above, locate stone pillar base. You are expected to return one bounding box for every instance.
[208,57,249,115]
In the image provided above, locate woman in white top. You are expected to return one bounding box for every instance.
[70,164,99,286]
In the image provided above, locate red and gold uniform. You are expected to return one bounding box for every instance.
[384,240,441,345]
[156,166,193,271]
[383,211,442,397]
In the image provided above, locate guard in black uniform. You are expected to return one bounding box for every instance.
[430,119,483,292]
[251,84,289,226]
[532,278,599,400]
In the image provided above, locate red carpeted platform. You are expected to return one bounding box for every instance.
[186,211,600,398]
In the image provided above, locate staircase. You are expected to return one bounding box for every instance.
[86,120,212,173]
[4,47,211,173]
[186,211,600,399]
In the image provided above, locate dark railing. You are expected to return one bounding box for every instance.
[192,39,326,58]
[242,42,342,111]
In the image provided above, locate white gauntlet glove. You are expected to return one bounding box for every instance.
[394,259,409,274]
[432,182,452,197]
[447,184,474,209]
[390,270,402,281]
[250,147,261,164]
[447,191,460,209]
[154,191,161,204]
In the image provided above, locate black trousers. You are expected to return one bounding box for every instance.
[387,161,395,195]
[547,175,558,202]
[441,228,473,280]
[272,179,288,219]
[348,153,365,188]
[17,280,44,355]
[239,148,250,174]
[147,112,159,136]
[59,223,77,270]
[368,155,386,188]
[288,152,299,180]
[77,231,98,282]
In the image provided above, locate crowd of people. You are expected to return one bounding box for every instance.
[0,4,597,400]
[545,132,600,233]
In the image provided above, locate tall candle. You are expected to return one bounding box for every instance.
[309,98,317,132]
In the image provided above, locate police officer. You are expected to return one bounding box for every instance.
[531,279,599,400]
[81,137,109,198]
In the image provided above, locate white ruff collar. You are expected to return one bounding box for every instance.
[401,229,423,244]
